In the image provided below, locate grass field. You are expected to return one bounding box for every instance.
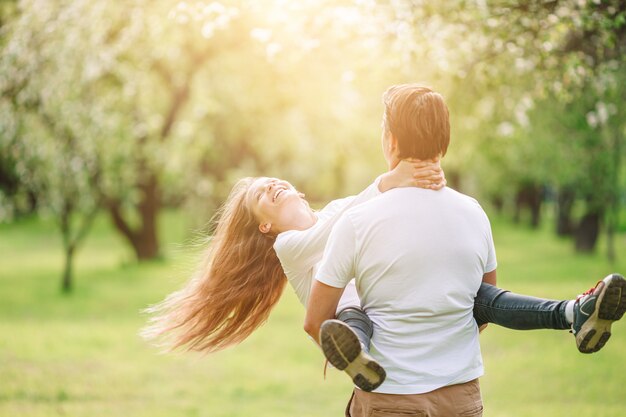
[1,210,625,417]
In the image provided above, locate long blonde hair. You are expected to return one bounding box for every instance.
[141,177,287,353]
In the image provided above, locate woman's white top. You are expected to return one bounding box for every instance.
[273,178,382,313]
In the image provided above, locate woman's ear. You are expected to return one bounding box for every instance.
[258,223,272,234]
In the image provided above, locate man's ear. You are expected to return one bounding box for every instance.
[389,132,399,153]
[258,223,272,234]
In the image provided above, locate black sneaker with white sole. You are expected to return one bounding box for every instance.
[319,319,386,392]
[572,273,626,353]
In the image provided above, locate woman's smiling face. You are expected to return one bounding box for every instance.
[248,177,312,234]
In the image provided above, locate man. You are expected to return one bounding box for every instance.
[304,84,626,416]
[304,84,496,416]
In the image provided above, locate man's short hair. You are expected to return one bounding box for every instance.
[382,84,450,160]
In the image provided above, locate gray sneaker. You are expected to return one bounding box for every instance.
[572,273,626,353]
[320,319,386,391]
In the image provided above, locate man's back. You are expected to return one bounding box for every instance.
[316,186,497,394]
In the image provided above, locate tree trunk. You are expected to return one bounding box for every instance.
[107,173,161,261]
[491,195,504,214]
[556,187,576,236]
[446,170,461,191]
[134,173,160,260]
[530,193,541,228]
[61,245,74,293]
[514,183,542,228]
[607,218,616,264]
[606,126,621,264]
[575,210,602,253]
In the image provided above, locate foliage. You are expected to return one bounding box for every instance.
[1,0,624,266]
[385,0,626,255]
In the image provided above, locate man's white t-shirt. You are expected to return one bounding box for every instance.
[315,187,497,394]
[273,179,382,313]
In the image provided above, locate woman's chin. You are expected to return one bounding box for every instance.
[279,191,301,204]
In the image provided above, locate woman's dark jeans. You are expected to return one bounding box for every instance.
[336,307,375,352]
[473,282,570,330]
[338,283,571,349]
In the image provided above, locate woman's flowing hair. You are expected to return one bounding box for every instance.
[140,177,287,353]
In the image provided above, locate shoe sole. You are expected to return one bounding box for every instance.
[577,274,626,354]
[320,319,386,392]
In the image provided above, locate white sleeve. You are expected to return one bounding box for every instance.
[484,217,497,273]
[314,214,357,289]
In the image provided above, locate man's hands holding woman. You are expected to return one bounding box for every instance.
[378,158,446,193]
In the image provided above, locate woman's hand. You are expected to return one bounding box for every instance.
[378,158,446,193]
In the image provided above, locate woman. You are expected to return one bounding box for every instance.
[142,160,626,392]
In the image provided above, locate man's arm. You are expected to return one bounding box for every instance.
[303,213,357,344]
[378,158,445,192]
[479,269,497,333]
[483,269,497,286]
[303,281,345,344]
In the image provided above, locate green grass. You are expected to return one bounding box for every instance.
[1,210,625,417]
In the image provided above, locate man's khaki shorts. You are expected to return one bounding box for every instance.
[346,378,483,417]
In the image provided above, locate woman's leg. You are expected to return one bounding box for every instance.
[319,306,386,392]
[474,274,626,353]
[318,280,385,391]
[334,279,375,351]
[336,307,374,351]
[321,313,385,392]
[473,283,570,330]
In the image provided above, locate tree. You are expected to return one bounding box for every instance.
[2,0,254,261]
[382,0,626,256]
[0,97,102,292]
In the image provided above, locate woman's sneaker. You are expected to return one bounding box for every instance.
[572,273,626,353]
[319,319,386,391]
